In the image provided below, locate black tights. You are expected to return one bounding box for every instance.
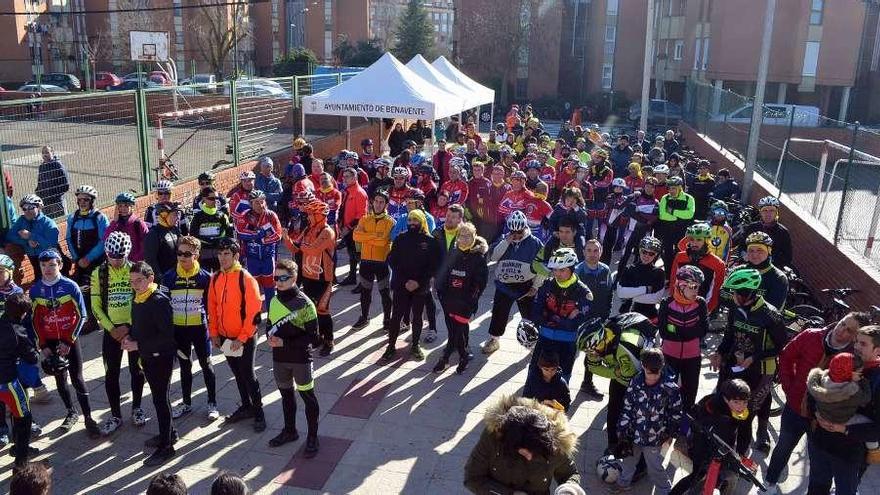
[441,312,469,360]
[389,289,426,347]
[102,331,145,418]
[52,340,93,419]
[279,387,319,438]
[224,337,262,409]
[142,354,174,447]
[175,325,217,406]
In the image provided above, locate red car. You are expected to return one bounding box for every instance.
[149,71,174,86]
[95,72,122,90]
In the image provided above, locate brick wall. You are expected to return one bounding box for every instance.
[681,123,880,311]
[11,120,383,285]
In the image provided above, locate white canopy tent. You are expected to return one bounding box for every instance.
[431,56,496,129]
[405,54,479,111]
[301,53,462,152]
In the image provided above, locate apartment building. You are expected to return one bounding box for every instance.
[370,0,455,56]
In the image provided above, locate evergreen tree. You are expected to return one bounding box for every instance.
[392,0,436,63]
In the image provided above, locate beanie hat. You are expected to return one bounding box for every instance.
[288,163,306,180]
[829,352,855,383]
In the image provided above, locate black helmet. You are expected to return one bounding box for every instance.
[361,138,373,147]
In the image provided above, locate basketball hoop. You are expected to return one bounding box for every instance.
[130,31,169,63]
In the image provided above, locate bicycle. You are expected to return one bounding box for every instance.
[682,413,766,495]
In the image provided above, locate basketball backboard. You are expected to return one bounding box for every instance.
[129,31,170,62]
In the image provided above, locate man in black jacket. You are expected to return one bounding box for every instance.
[0,293,40,468]
[426,204,465,343]
[383,209,442,362]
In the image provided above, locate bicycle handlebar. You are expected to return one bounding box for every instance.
[685,414,767,492]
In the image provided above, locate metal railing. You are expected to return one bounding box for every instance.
[0,72,356,227]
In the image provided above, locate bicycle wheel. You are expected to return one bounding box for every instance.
[789,304,825,328]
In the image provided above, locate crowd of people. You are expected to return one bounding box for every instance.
[0,103,875,495]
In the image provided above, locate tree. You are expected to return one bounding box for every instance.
[333,38,385,67]
[391,0,435,63]
[189,0,252,80]
[273,48,318,77]
[111,0,161,71]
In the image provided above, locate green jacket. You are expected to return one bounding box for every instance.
[90,262,133,331]
[586,328,648,386]
[464,396,580,495]
[658,191,695,223]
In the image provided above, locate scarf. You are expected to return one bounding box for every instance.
[176,260,201,278]
[134,283,158,303]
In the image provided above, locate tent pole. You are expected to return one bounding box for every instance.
[490,103,495,132]
[346,116,351,149]
[379,120,385,155]
[301,111,306,141]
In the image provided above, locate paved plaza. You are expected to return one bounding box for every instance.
[0,251,876,494]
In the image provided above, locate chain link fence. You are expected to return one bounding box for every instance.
[682,79,880,270]
[0,73,356,226]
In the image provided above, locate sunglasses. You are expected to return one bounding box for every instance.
[679,282,701,290]
[157,192,171,197]
[176,251,194,258]
[107,253,126,260]
[273,274,293,282]
[22,205,36,211]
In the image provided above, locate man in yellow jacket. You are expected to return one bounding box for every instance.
[207,237,265,432]
[351,191,395,330]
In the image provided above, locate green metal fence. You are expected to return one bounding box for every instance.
[0,73,356,228]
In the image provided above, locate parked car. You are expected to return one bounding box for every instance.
[149,71,174,85]
[122,72,146,82]
[710,103,821,127]
[94,72,122,90]
[628,99,683,124]
[17,84,69,93]
[180,73,218,92]
[226,82,292,100]
[26,73,81,91]
[109,80,162,91]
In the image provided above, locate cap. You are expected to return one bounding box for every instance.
[38,248,62,261]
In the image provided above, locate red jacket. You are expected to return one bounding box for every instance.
[668,249,726,313]
[340,184,368,230]
[778,326,842,416]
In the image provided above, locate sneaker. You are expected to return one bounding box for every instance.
[410,344,425,361]
[269,428,299,447]
[60,409,79,431]
[31,385,52,404]
[84,418,101,438]
[304,436,320,458]
[99,417,123,436]
[456,357,470,374]
[379,346,396,363]
[225,404,255,424]
[143,445,176,467]
[145,430,179,448]
[580,380,604,399]
[352,316,369,330]
[171,403,193,419]
[319,341,333,357]
[253,409,267,433]
[481,338,500,355]
[400,322,410,332]
[132,407,150,427]
[8,446,39,457]
[432,357,449,373]
[763,483,780,495]
[0,433,8,448]
[206,402,220,421]
[30,422,42,437]
[424,328,438,343]
[754,436,771,454]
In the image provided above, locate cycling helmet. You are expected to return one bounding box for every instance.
[373,157,392,169]
[343,150,359,161]
[248,190,266,201]
[409,190,426,204]
[410,153,426,167]
[525,159,541,170]
[723,268,762,291]
[20,194,44,208]
[449,157,467,170]
[361,138,374,147]
[653,164,670,175]
[75,185,98,200]
[104,231,132,258]
[41,354,69,376]
[239,171,256,181]
[155,179,173,193]
[745,230,773,248]
[686,222,711,240]
[516,320,539,349]
[154,202,182,214]
[547,248,579,270]
[676,264,705,285]
[294,190,315,203]
[666,176,684,187]
[510,170,527,180]
[611,177,627,188]
[0,255,14,272]
[304,200,329,216]
[757,195,780,209]
[710,200,728,212]
[198,171,215,183]
[38,249,62,261]
[258,156,274,168]
[639,236,662,254]
[576,317,607,353]
[115,192,136,205]
[499,145,513,156]
[453,146,467,156]
[392,167,409,179]
[506,210,528,232]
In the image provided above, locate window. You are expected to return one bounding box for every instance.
[604,41,616,56]
[693,37,701,69]
[602,64,613,89]
[324,0,332,23]
[810,0,823,25]
[802,41,820,76]
[701,37,710,70]
[674,40,684,60]
[606,0,618,15]
[605,25,616,42]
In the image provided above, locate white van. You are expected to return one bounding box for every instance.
[712,104,821,127]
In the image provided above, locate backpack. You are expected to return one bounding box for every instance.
[210,269,261,328]
[606,312,658,352]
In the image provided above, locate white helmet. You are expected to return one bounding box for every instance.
[155,180,173,193]
[506,210,528,232]
[611,178,627,188]
[516,320,539,349]
[547,248,579,269]
[239,170,256,180]
[75,184,98,199]
[104,231,132,258]
[20,194,43,208]
[449,157,467,170]
[0,255,14,271]
[758,195,780,208]
[653,164,669,175]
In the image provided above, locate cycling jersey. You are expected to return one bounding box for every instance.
[669,248,726,314]
[717,296,787,375]
[189,205,234,250]
[268,287,318,364]
[90,262,133,330]
[532,275,591,339]
[160,263,210,327]
[227,186,253,234]
[315,187,342,226]
[439,179,469,205]
[708,223,733,261]
[388,186,417,223]
[29,276,87,347]
[488,231,544,291]
[616,261,667,320]
[66,210,109,263]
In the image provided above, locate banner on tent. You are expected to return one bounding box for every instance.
[307,99,429,118]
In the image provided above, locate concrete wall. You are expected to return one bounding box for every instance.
[681,123,880,311]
